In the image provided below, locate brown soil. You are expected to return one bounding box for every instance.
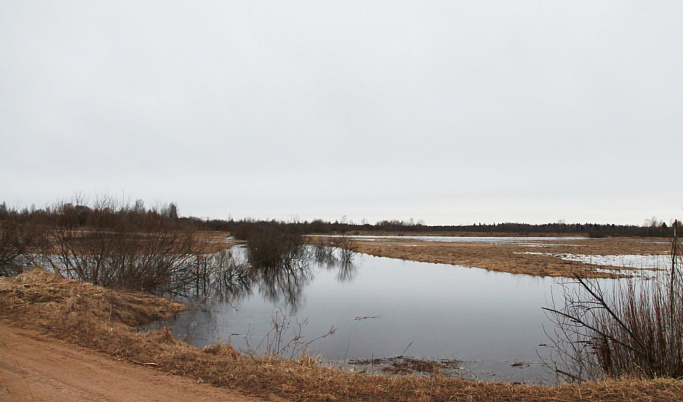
[0,325,257,401]
[352,237,670,278]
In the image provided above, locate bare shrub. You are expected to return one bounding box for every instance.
[40,196,211,295]
[246,308,335,359]
[0,215,44,277]
[544,223,683,382]
[243,224,306,269]
[0,219,30,276]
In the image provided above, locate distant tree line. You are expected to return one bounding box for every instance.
[201,216,679,238]
[0,198,184,233]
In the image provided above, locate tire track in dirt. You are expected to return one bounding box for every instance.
[0,325,260,402]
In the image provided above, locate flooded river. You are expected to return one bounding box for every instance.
[142,248,548,383]
[145,240,662,384]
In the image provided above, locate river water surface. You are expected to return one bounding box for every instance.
[145,237,665,383]
[146,242,598,384]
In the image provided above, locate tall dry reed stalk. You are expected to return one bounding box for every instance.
[544,221,683,382]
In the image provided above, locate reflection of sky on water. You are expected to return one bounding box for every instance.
[147,251,610,384]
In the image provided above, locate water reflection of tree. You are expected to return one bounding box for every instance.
[255,259,313,314]
[186,246,358,313]
[312,240,336,265]
[336,260,357,282]
[312,237,357,268]
[315,245,358,283]
[211,262,255,305]
[181,249,256,308]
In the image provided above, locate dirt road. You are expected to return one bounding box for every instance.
[0,325,259,402]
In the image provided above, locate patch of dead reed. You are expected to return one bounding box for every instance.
[352,238,669,278]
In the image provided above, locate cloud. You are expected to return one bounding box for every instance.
[1,1,682,224]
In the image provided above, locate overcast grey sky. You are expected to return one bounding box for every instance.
[1,1,682,225]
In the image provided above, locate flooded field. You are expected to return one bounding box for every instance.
[351,236,669,278]
[139,237,662,384]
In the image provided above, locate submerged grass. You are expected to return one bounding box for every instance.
[2,268,683,401]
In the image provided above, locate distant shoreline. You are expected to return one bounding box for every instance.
[312,235,669,278]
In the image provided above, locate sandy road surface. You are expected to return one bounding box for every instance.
[0,325,260,402]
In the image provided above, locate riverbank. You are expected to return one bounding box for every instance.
[346,236,669,278]
[2,269,682,401]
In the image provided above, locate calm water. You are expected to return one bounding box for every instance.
[145,244,586,384]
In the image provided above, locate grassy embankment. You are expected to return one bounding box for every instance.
[2,269,682,401]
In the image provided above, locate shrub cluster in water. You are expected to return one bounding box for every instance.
[0,197,214,294]
[237,223,305,269]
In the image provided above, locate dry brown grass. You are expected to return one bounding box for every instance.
[0,269,185,331]
[36,229,237,256]
[2,269,682,401]
[350,237,669,278]
[198,231,241,254]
